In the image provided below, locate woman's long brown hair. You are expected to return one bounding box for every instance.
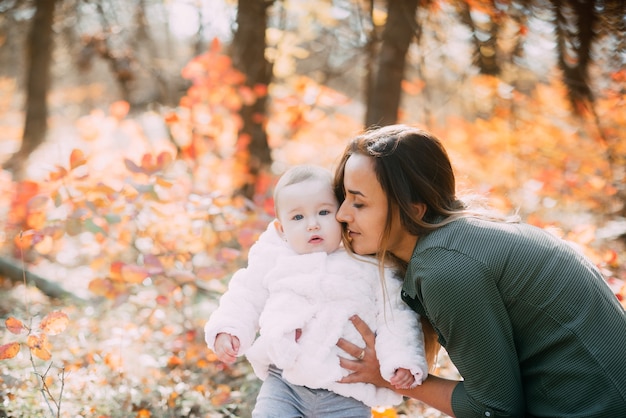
[334,125,469,370]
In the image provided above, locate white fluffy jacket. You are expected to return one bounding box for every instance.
[204,222,428,408]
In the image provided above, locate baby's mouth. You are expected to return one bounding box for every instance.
[309,236,323,243]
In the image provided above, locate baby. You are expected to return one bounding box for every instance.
[205,165,428,416]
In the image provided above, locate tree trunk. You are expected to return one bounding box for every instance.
[365,0,418,128]
[3,0,57,178]
[457,1,500,76]
[553,0,596,112]
[232,0,274,200]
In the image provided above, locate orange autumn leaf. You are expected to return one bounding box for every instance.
[253,83,268,97]
[104,352,123,371]
[210,384,232,406]
[163,112,179,123]
[40,311,69,335]
[49,165,68,181]
[167,392,178,408]
[135,409,151,418]
[121,264,149,284]
[14,229,35,250]
[88,278,115,298]
[141,153,154,172]
[70,149,87,170]
[167,355,183,368]
[26,210,46,230]
[155,177,173,188]
[27,335,52,361]
[110,261,124,281]
[603,249,619,267]
[109,100,130,120]
[0,342,21,360]
[9,181,40,223]
[6,317,25,334]
[372,407,398,418]
[401,78,425,95]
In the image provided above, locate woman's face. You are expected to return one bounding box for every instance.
[336,154,417,261]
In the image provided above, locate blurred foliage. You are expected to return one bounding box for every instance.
[0,1,625,417]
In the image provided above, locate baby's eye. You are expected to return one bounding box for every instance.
[319,210,331,216]
[292,214,304,221]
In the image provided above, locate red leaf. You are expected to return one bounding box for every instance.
[5,317,24,334]
[0,342,21,360]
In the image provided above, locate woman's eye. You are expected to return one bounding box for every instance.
[353,203,364,209]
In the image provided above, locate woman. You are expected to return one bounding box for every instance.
[333,124,626,417]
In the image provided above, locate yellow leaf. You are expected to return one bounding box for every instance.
[27,335,51,361]
[0,342,21,360]
[372,407,398,418]
[40,311,69,335]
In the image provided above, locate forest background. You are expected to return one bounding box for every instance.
[0,0,625,417]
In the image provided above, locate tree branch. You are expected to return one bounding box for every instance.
[0,256,86,303]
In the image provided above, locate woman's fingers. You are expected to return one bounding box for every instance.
[336,336,362,360]
[349,315,376,346]
[336,315,390,388]
[335,315,373,360]
[337,357,363,383]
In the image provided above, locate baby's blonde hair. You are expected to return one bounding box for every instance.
[273,165,334,217]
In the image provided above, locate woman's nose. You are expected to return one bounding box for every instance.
[336,201,349,223]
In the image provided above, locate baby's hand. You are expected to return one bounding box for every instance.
[213,333,240,364]
[390,367,415,390]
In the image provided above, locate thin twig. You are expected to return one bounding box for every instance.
[30,354,56,417]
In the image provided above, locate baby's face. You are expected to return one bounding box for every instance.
[275,179,342,255]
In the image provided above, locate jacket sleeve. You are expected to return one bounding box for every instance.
[204,221,291,353]
[374,267,429,386]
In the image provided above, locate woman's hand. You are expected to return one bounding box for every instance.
[336,315,391,388]
[337,315,457,416]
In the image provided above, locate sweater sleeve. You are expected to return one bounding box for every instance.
[374,267,429,386]
[419,248,525,417]
[204,221,291,353]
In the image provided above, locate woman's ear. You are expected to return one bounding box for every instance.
[414,203,427,220]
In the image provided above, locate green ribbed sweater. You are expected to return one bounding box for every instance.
[401,217,626,418]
